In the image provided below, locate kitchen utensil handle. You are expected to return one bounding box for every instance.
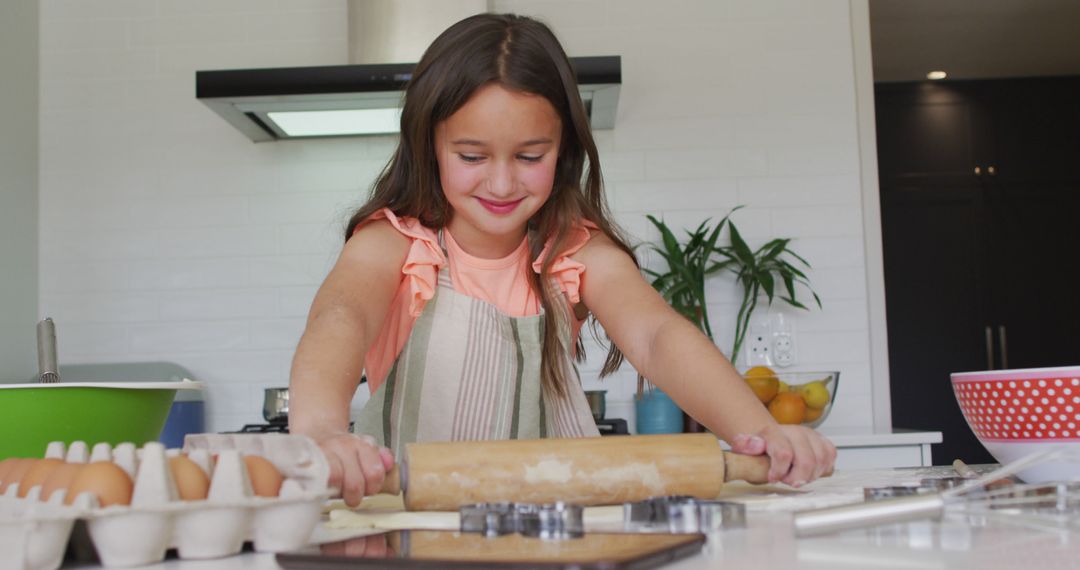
[721,451,771,484]
[37,318,60,383]
[379,464,403,495]
[793,493,945,537]
[984,325,995,370]
[997,325,1008,369]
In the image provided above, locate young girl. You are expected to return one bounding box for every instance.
[289,13,836,507]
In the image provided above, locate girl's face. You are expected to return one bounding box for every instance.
[435,83,562,258]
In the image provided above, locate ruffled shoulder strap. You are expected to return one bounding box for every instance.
[356,208,446,317]
[530,220,598,306]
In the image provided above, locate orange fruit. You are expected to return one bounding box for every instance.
[804,406,825,423]
[744,366,777,380]
[767,392,807,424]
[745,376,779,404]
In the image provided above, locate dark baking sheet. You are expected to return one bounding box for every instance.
[276,530,705,570]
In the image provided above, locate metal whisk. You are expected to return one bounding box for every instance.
[794,448,1080,536]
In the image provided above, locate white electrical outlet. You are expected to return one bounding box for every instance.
[744,321,773,366]
[771,312,796,367]
[773,332,795,366]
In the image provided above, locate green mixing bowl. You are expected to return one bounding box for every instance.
[0,380,204,459]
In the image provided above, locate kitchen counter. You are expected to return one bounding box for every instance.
[718,428,944,469]
[101,463,1076,570]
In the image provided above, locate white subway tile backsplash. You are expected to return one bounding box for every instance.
[249,319,306,350]
[801,267,867,301]
[736,174,861,207]
[279,224,345,256]
[274,159,386,194]
[771,204,864,238]
[180,349,293,386]
[797,331,871,364]
[793,299,868,332]
[41,292,159,323]
[41,0,158,21]
[250,254,335,287]
[157,258,251,290]
[245,11,347,43]
[158,290,277,321]
[615,179,738,213]
[612,116,735,151]
[646,148,768,181]
[597,151,646,183]
[247,192,359,225]
[789,237,865,270]
[40,229,160,263]
[203,381,257,415]
[158,164,282,198]
[39,48,157,81]
[156,0,267,16]
[735,114,857,149]
[158,227,274,258]
[279,286,320,318]
[129,321,249,352]
[767,144,860,177]
[57,324,132,356]
[822,393,874,429]
[129,14,253,47]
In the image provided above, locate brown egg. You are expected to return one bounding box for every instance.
[40,462,86,502]
[1,458,37,494]
[169,455,210,501]
[65,462,134,507]
[0,458,16,486]
[243,455,283,497]
[17,458,64,498]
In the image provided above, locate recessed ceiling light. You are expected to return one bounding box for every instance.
[927,71,947,80]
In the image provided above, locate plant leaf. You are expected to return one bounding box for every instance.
[727,222,755,267]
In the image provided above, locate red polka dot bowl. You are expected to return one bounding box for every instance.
[951,366,1080,483]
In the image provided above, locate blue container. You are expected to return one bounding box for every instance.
[635,388,684,434]
[160,397,205,448]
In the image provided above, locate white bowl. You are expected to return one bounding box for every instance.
[951,365,1080,482]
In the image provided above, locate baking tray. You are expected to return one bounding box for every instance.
[276,530,705,569]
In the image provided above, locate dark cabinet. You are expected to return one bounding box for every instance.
[876,77,1080,465]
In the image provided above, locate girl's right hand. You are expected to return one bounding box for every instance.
[316,432,395,507]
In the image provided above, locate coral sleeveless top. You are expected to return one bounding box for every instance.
[357,208,594,394]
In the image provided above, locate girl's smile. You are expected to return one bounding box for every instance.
[434,83,562,259]
[476,196,526,215]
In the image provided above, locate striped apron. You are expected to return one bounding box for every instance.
[353,234,600,457]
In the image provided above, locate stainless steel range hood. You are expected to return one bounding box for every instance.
[195,56,621,142]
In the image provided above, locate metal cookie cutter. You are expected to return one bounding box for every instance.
[623,495,746,533]
[460,502,518,537]
[518,502,585,540]
[459,502,584,540]
[864,477,975,501]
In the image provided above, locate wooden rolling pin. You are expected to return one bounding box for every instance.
[376,433,771,511]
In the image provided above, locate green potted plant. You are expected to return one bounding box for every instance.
[639,207,821,430]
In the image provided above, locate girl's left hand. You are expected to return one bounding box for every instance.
[730,424,836,487]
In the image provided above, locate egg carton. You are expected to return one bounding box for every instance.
[0,433,331,569]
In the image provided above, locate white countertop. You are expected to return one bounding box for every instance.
[103,462,1077,570]
[817,427,942,447]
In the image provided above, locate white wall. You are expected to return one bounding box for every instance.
[39,0,878,433]
[1,0,39,382]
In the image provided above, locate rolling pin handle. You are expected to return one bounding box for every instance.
[379,463,404,495]
[721,451,772,484]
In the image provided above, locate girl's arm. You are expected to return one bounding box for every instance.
[575,232,835,485]
[289,219,409,505]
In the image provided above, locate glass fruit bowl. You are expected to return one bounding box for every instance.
[742,368,839,428]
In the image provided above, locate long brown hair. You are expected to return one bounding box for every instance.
[345,13,635,395]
